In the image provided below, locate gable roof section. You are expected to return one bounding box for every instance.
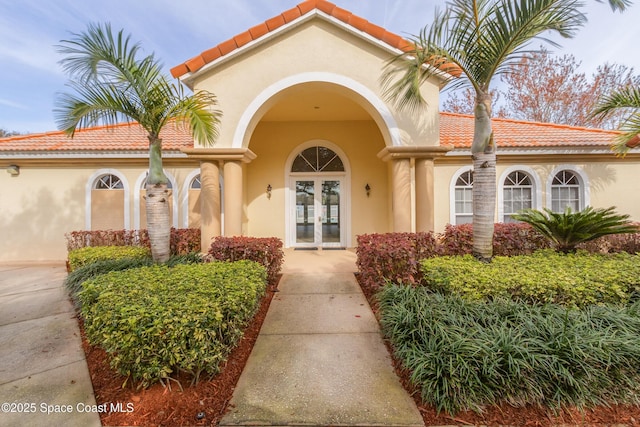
[170,0,415,80]
[0,122,192,154]
[440,112,620,149]
[1,114,620,155]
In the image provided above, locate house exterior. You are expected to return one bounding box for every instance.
[1,0,638,262]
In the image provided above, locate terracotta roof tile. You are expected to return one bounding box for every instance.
[0,122,193,153]
[265,14,286,31]
[439,112,619,149]
[234,31,253,49]
[170,0,460,79]
[201,46,222,63]
[1,114,620,155]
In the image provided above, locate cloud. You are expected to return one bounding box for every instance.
[0,99,28,110]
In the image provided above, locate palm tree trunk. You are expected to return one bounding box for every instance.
[472,93,496,262]
[146,137,171,262]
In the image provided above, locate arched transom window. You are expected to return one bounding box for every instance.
[94,174,124,189]
[291,146,345,173]
[503,171,533,222]
[190,175,201,189]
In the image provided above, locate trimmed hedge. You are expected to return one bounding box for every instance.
[356,232,439,291]
[208,236,284,284]
[420,250,640,307]
[79,261,267,388]
[67,246,150,272]
[377,285,640,414]
[356,223,640,290]
[65,228,201,255]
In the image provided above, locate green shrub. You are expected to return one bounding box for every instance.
[420,250,640,307]
[64,252,203,308]
[79,261,266,388]
[67,246,150,272]
[377,285,640,414]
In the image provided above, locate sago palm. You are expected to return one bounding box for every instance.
[512,206,639,253]
[382,0,586,261]
[590,85,640,154]
[55,23,221,262]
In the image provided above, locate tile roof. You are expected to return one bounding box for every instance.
[170,0,418,79]
[0,122,193,153]
[0,114,619,154]
[440,112,619,149]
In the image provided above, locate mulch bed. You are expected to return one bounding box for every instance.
[79,273,640,426]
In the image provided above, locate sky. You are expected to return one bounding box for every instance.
[1,0,639,134]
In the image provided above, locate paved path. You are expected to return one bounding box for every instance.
[220,249,424,426]
[0,264,101,427]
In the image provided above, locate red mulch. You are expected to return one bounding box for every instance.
[79,274,640,426]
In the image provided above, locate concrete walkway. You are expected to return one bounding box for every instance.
[220,249,424,426]
[0,264,100,427]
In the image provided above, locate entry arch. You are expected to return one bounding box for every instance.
[284,140,352,248]
[233,72,401,149]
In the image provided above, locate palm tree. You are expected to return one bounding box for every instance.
[55,23,221,262]
[382,0,587,261]
[590,85,640,154]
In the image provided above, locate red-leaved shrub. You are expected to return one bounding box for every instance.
[356,232,439,292]
[65,228,200,256]
[208,236,284,285]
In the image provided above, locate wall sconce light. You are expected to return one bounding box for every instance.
[6,165,19,177]
[365,183,371,197]
[266,184,272,200]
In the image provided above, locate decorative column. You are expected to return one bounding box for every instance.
[199,160,220,252]
[415,158,435,232]
[379,146,452,234]
[181,147,256,247]
[391,158,412,232]
[223,160,243,237]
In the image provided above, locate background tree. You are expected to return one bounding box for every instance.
[56,23,221,262]
[0,129,20,137]
[442,48,640,129]
[383,0,586,261]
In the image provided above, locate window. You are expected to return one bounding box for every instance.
[454,170,473,224]
[551,170,581,212]
[291,146,345,173]
[502,171,533,222]
[94,174,123,190]
[190,175,201,189]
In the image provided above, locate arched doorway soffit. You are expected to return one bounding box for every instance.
[232,72,401,149]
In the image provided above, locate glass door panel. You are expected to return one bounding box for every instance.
[321,180,340,244]
[295,180,315,244]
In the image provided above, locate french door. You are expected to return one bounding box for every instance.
[292,177,344,248]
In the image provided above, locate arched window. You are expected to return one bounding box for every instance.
[291,146,345,173]
[453,169,473,225]
[502,171,533,222]
[89,172,126,230]
[190,175,201,189]
[551,170,582,212]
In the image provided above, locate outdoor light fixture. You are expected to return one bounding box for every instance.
[266,184,272,199]
[6,165,19,177]
[365,183,371,197]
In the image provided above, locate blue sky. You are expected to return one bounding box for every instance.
[1,0,638,134]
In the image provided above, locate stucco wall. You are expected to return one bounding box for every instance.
[245,120,389,245]
[0,164,201,262]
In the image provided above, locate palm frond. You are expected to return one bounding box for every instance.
[591,85,640,155]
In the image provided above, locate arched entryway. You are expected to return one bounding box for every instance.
[285,142,351,248]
